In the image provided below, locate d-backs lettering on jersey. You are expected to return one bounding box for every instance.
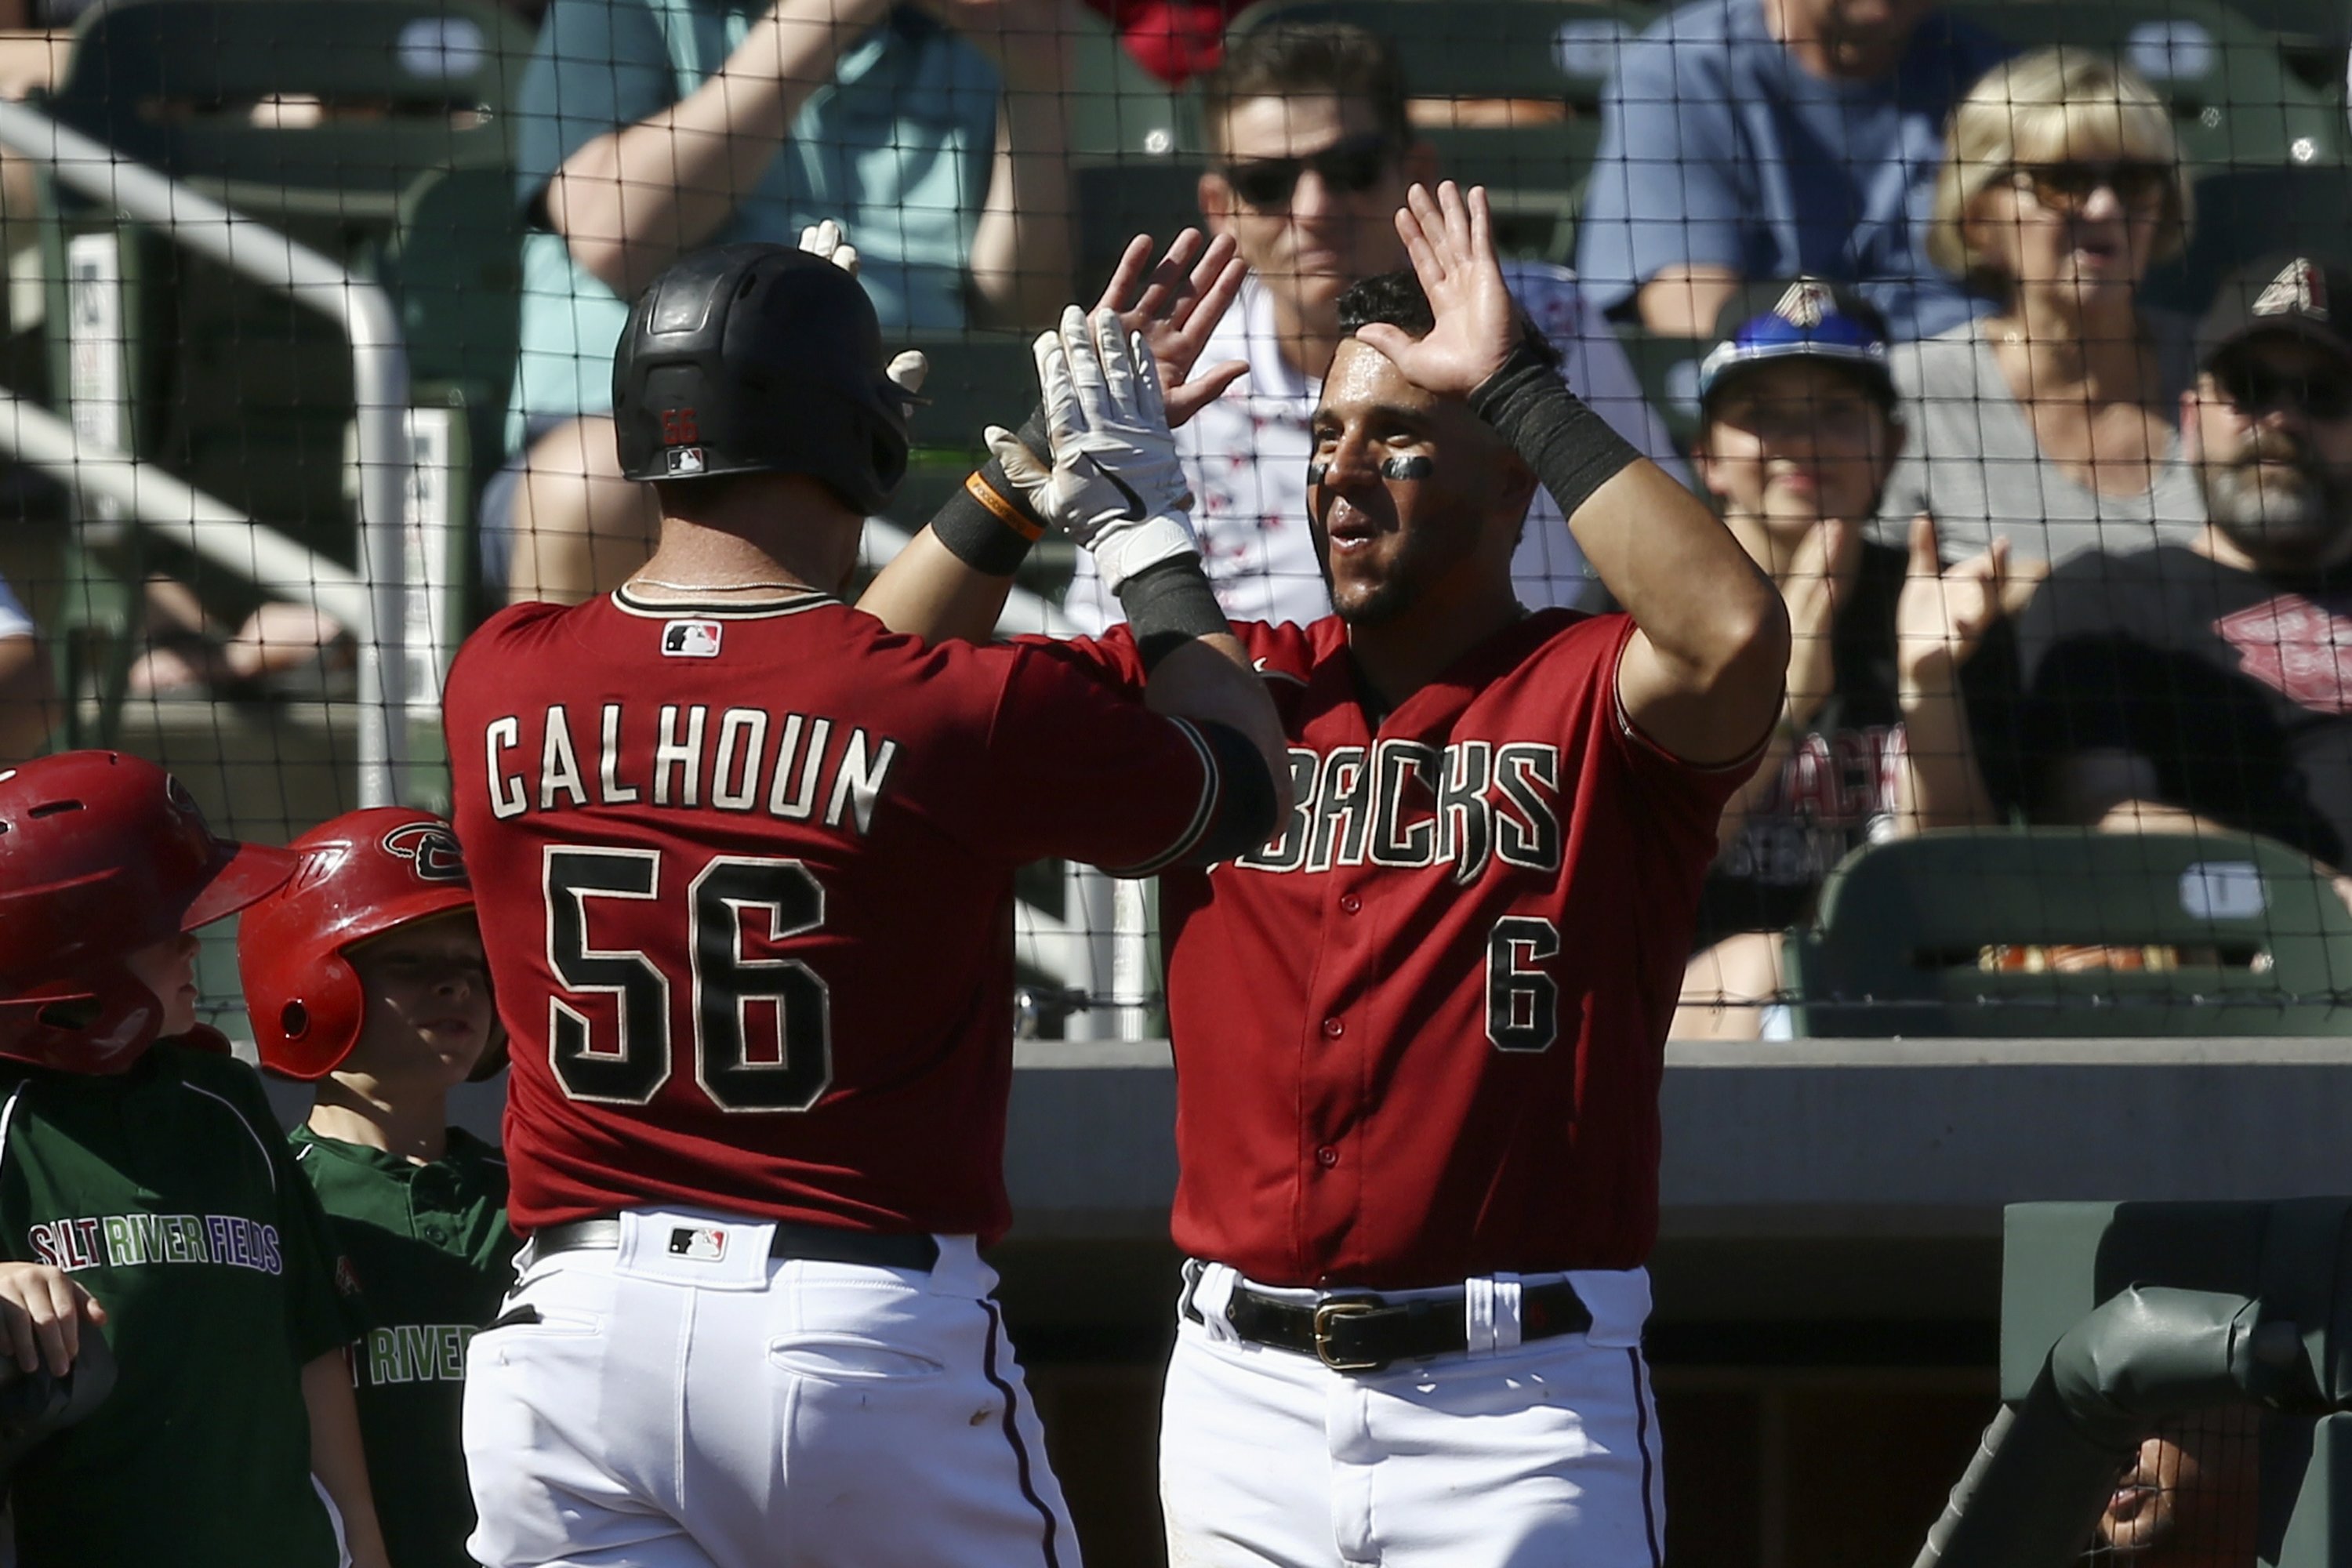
[0,1047,360,1568]
[445,588,1229,1240]
[1043,612,1759,1290]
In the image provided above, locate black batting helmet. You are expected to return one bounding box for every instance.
[611,244,909,514]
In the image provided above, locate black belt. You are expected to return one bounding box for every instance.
[532,1218,940,1272]
[1197,1276,1593,1374]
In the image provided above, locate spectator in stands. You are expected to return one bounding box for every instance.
[493,0,1088,604]
[1673,280,2007,1038]
[2018,253,2352,873]
[1575,0,2007,340]
[0,572,49,764]
[1879,49,2206,567]
[1062,22,1684,633]
[2096,1409,2263,1566]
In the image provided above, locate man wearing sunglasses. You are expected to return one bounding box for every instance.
[1061,22,1683,634]
[2018,253,2352,873]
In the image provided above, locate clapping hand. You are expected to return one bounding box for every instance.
[1353,182,1522,397]
[1896,514,2013,689]
[1783,519,1860,728]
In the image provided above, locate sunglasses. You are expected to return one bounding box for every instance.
[2004,160,2174,215]
[2220,363,2352,421]
[1220,133,1395,209]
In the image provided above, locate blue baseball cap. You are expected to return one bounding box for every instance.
[1696,278,1897,408]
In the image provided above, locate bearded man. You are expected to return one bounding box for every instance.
[2017,254,2352,870]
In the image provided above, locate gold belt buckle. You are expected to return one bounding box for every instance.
[1310,1296,1387,1372]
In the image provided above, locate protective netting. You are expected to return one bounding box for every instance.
[2,0,2350,1039]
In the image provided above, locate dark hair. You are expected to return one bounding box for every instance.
[1200,23,1412,158]
[1337,270,1563,375]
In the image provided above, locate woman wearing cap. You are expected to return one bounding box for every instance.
[1879,47,2206,568]
[1675,283,2009,1040]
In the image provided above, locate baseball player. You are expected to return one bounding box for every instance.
[239,808,518,1568]
[0,751,391,1568]
[444,241,1284,1567]
[860,183,1789,1565]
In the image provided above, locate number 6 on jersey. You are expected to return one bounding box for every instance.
[543,845,833,1110]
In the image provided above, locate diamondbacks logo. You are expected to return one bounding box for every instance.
[663,620,724,659]
[1773,278,1835,328]
[2253,258,2328,320]
[380,821,466,882]
[2214,593,2352,713]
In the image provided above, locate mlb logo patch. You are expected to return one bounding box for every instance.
[666,446,707,477]
[668,1225,727,1262]
[663,620,724,659]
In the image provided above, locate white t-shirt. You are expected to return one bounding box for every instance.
[1062,262,1689,633]
[0,577,29,641]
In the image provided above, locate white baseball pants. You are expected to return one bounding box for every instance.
[1159,1264,1665,1568]
[462,1210,1079,1568]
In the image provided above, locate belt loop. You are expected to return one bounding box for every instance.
[1490,1272,1524,1354]
[1465,1276,1499,1359]
[1178,1258,1206,1324]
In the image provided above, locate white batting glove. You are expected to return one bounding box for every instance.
[798,220,927,419]
[797,218,859,277]
[1024,306,1197,594]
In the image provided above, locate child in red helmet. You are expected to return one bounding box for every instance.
[0,751,390,1568]
[238,808,516,1568]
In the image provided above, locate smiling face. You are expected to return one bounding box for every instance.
[1694,360,1901,537]
[1306,339,1533,625]
[2096,1410,2261,1564]
[339,910,493,1089]
[122,932,201,1038]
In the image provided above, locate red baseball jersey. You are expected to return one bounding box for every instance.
[445,587,1229,1240]
[1044,609,1755,1288]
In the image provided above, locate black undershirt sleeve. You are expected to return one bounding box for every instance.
[1466,341,1642,521]
[1188,719,1280,866]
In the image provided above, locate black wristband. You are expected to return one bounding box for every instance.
[925,405,1057,577]
[1116,555,1228,671]
[1467,342,1642,521]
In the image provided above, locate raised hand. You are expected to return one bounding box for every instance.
[1352,182,1522,397]
[797,220,930,416]
[1090,228,1249,428]
[797,218,858,276]
[1009,306,1198,593]
[1896,514,2010,689]
[1783,519,1859,728]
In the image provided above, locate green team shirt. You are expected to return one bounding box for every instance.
[0,1044,362,1568]
[290,1125,517,1568]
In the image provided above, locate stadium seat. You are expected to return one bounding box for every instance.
[1781,829,2352,1037]
[1946,0,2348,171]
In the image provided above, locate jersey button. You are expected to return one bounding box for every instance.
[1316,1145,1340,1167]
[1338,893,1362,914]
[1320,1017,1344,1039]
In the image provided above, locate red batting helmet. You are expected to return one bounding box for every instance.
[0,751,296,1074]
[238,808,491,1080]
